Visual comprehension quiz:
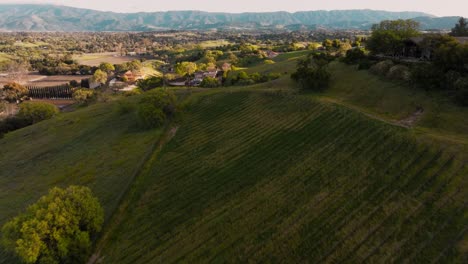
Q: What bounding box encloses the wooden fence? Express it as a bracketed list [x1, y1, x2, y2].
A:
[27, 84, 73, 99]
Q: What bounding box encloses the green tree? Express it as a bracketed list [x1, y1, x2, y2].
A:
[291, 54, 331, 91]
[451, 17, 468, 37]
[175, 62, 197, 76]
[1, 186, 104, 264]
[367, 19, 420, 55]
[92, 69, 107, 85]
[98, 62, 115, 74]
[137, 76, 164, 91]
[1, 82, 28, 103]
[18, 102, 59, 123]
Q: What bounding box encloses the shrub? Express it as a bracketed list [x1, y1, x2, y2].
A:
[137, 76, 164, 91]
[1, 186, 104, 264]
[200, 77, 220, 88]
[386, 65, 411, 81]
[264, 60, 275, 64]
[0, 115, 32, 136]
[17, 102, 59, 124]
[369, 60, 394, 76]
[73, 89, 96, 105]
[0, 82, 28, 103]
[343, 48, 367, 65]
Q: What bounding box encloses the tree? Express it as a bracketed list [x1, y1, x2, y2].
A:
[137, 89, 177, 128]
[98, 62, 115, 74]
[1, 82, 28, 103]
[367, 19, 420, 56]
[1, 186, 104, 264]
[291, 54, 331, 91]
[18, 102, 59, 124]
[451, 17, 468, 37]
[137, 76, 164, 91]
[92, 69, 107, 85]
[175, 62, 197, 76]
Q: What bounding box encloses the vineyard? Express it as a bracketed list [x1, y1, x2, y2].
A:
[99, 90, 467, 263]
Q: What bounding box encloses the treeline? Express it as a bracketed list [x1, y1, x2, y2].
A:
[344, 18, 468, 106]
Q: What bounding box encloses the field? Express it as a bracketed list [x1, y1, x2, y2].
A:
[0, 73, 91, 88]
[0, 98, 165, 263]
[74, 52, 140, 66]
[0, 50, 467, 263]
[97, 90, 467, 263]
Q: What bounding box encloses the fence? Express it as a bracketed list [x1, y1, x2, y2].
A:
[27, 84, 73, 99]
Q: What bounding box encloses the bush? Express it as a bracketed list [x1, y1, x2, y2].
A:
[17, 102, 59, 124]
[343, 48, 367, 65]
[386, 65, 411, 81]
[200, 77, 220, 88]
[1, 186, 104, 264]
[264, 60, 275, 64]
[0, 115, 32, 137]
[73, 89, 96, 105]
[137, 76, 164, 91]
[369, 60, 394, 76]
[0, 82, 28, 103]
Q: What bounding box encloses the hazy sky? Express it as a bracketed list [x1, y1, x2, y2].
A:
[2, 0, 468, 17]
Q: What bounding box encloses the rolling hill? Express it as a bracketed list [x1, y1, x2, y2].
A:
[0, 53, 467, 262]
[0, 4, 446, 31]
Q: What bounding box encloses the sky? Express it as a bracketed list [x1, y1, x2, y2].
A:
[1, 0, 467, 17]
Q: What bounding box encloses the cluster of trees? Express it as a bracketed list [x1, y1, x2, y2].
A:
[291, 53, 334, 90]
[137, 76, 164, 91]
[352, 18, 468, 106]
[367, 19, 420, 56]
[1, 186, 104, 264]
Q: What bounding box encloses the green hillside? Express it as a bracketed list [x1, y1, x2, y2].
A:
[97, 90, 467, 262]
[0, 99, 165, 263]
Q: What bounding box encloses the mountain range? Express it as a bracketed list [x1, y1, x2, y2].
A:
[0, 4, 461, 31]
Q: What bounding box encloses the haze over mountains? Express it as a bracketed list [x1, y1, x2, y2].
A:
[0, 4, 462, 31]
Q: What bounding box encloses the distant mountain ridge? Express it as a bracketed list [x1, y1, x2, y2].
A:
[0, 4, 458, 31]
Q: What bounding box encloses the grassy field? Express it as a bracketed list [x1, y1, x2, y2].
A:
[74, 52, 139, 66]
[199, 40, 232, 48]
[0, 98, 164, 263]
[97, 90, 467, 263]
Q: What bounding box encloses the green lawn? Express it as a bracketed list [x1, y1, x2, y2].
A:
[98, 90, 467, 263]
[0, 98, 164, 263]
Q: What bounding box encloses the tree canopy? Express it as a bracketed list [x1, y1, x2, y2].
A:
[367, 19, 420, 55]
[1, 186, 104, 264]
[451, 17, 468, 37]
[92, 69, 107, 85]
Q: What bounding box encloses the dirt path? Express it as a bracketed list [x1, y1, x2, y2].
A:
[87, 125, 179, 264]
[397, 108, 424, 128]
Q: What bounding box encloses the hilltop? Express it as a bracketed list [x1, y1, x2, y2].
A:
[0, 4, 444, 31]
